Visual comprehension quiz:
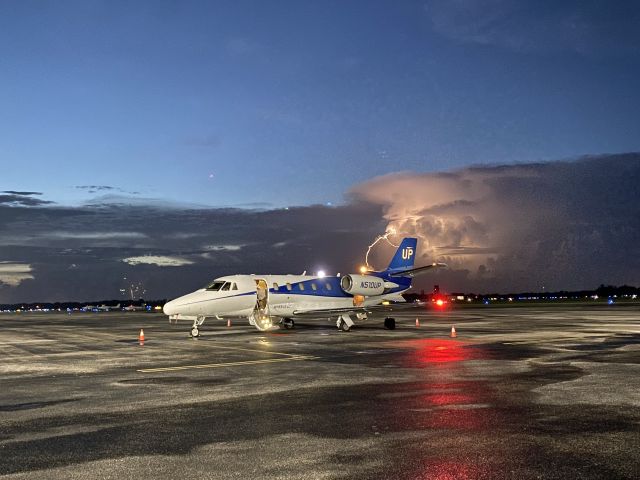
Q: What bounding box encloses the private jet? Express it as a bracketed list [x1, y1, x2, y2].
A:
[163, 238, 445, 337]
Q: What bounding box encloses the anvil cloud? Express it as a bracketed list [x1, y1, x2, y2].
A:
[352, 153, 640, 292]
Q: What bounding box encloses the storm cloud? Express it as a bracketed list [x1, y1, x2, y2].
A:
[352, 153, 640, 292]
[0, 153, 638, 302]
[0, 200, 384, 303]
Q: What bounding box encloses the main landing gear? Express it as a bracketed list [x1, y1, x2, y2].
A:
[337, 314, 354, 332]
[384, 317, 396, 330]
[281, 318, 295, 329]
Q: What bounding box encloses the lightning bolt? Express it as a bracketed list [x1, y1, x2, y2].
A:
[365, 228, 399, 270]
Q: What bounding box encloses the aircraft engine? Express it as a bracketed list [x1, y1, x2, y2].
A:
[340, 274, 385, 296]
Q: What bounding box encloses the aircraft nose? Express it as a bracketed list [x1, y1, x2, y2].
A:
[163, 299, 178, 316]
[163, 291, 201, 316]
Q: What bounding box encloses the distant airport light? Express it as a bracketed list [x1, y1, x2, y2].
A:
[317, 270, 326, 278]
[436, 299, 444, 307]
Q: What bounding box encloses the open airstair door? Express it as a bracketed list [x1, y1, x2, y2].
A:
[250, 278, 273, 331]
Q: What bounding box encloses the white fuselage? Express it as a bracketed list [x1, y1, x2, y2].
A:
[162, 274, 406, 321]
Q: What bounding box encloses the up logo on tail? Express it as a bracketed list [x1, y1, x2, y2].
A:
[387, 237, 418, 271]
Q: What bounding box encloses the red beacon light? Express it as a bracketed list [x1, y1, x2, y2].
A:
[430, 296, 447, 308]
[428, 285, 448, 308]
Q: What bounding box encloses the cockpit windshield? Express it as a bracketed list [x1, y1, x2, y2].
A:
[205, 280, 226, 291]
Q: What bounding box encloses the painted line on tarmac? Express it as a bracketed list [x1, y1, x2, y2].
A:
[137, 355, 318, 373]
[0, 339, 57, 345]
[201, 343, 309, 358]
[193, 330, 252, 335]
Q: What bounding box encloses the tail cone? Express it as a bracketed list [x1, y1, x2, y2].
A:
[139, 329, 145, 345]
[227, 319, 231, 327]
[415, 318, 420, 327]
[450, 325, 457, 338]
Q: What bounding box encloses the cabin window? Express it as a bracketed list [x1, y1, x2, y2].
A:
[325, 283, 332, 290]
[286, 283, 292, 291]
[311, 283, 317, 291]
[299, 283, 305, 291]
[231, 283, 238, 290]
[205, 281, 225, 291]
[273, 282, 279, 290]
[221, 282, 231, 291]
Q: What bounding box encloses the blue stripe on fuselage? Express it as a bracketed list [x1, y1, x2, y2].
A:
[271, 276, 348, 297]
[268, 275, 411, 297]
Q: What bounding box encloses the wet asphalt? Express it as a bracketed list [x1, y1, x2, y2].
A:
[0, 304, 639, 479]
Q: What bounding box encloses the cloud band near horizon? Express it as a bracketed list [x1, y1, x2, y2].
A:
[0, 153, 638, 302]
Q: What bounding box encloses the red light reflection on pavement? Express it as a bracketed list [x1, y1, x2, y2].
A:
[388, 338, 490, 365]
[386, 339, 498, 432]
[431, 405, 491, 431]
[423, 393, 474, 406]
[411, 460, 492, 480]
[380, 339, 505, 478]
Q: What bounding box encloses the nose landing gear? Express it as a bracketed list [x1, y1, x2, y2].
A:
[190, 316, 205, 337]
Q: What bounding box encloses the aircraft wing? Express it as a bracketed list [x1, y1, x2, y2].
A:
[388, 263, 447, 278]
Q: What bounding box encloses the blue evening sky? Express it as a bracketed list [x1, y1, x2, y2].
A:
[1, 0, 639, 207]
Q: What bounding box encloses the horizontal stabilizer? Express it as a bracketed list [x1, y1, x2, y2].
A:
[388, 263, 447, 278]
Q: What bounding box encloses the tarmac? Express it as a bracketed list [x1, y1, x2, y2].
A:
[0, 304, 639, 479]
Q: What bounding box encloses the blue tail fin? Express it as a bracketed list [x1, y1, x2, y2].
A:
[386, 238, 417, 272]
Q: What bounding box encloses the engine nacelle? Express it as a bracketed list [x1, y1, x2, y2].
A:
[340, 274, 385, 296]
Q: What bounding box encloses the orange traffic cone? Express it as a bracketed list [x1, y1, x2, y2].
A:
[227, 319, 231, 327]
[450, 325, 457, 338]
[415, 318, 420, 327]
[139, 329, 145, 345]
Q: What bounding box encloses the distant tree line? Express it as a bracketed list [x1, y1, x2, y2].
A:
[404, 285, 639, 303]
[0, 299, 167, 311]
[2, 284, 639, 311]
